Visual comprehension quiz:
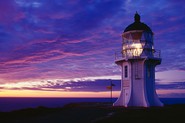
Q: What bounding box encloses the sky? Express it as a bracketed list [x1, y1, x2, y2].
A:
[0, 0, 185, 98]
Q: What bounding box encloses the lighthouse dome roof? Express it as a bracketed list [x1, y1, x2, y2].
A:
[124, 12, 152, 33]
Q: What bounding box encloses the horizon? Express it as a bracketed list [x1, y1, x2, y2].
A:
[0, 0, 185, 98]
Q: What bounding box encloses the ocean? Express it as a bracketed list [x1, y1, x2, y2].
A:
[0, 98, 185, 112]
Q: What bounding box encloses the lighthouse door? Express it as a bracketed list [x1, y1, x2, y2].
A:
[124, 88, 129, 106]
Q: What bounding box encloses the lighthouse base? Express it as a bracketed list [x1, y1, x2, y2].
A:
[113, 87, 163, 107]
[113, 58, 163, 107]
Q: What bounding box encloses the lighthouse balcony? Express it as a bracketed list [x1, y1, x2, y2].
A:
[115, 49, 161, 61]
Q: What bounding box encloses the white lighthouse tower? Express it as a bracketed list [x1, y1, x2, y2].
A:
[114, 12, 163, 107]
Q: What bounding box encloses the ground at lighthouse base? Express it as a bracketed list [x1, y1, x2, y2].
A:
[0, 102, 184, 123]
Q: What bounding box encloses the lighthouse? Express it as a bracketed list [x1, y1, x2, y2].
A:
[114, 12, 163, 107]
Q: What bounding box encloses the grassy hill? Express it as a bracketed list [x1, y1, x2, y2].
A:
[0, 103, 184, 123]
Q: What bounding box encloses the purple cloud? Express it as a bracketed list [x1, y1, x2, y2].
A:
[0, 0, 125, 82]
[156, 82, 185, 90]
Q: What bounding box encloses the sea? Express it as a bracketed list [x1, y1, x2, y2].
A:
[0, 98, 185, 112]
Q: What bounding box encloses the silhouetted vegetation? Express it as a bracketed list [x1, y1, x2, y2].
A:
[0, 103, 184, 123]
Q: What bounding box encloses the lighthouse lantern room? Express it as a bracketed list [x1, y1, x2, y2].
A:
[114, 12, 163, 107]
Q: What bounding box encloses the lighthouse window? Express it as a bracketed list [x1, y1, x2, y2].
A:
[125, 66, 128, 78]
[147, 66, 151, 78]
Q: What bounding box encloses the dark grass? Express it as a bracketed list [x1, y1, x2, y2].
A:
[0, 103, 184, 123]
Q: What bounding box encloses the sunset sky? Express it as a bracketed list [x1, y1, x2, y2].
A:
[0, 0, 184, 98]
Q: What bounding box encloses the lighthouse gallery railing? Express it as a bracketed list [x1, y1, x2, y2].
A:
[115, 49, 161, 60]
